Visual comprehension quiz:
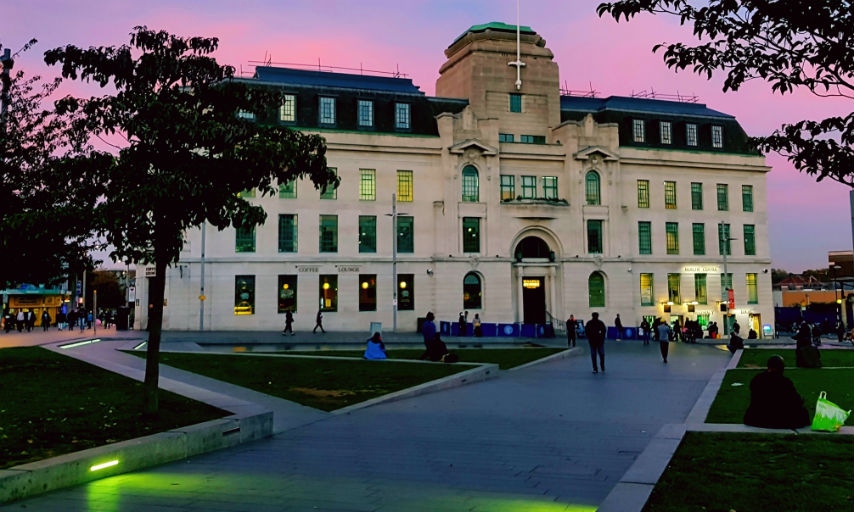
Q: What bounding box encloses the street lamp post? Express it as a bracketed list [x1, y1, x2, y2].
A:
[718, 221, 737, 334]
[385, 194, 398, 333]
[831, 264, 843, 327]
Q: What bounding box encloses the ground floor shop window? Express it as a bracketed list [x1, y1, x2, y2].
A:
[359, 274, 377, 312]
[278, 275, 297, 313]
[398, 274, 414, 310]
[234, 275, 255, 315]
[319, 275, 338, 312]
[463, 272, 482, 309]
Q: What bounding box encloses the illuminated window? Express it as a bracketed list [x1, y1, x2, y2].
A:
[542, 176, 558, 199]
[397, 170, 413, 202]
[359, 274, 377, 312]
[637, 180, 649, 208]
[398, 274, 414, 310]
[320, 168, 337, 199]
[664, 181, 677, 209]
[279, 179, 297, 199]
[500, 175, 515, 201]
[279, 94, 296, 122]
[397, 216, 413, 253]
[667, 273, 681, 304]
[660, 121, 672, 144]
[666, 222, 679, 255]
[640, 273, 654, 306]
[585, 171, 601, 205]
[462, 166, 479, 202]
[395, 103, 410, 130]
[358, 100, 373, 127]
[319, 96, 335, 125]
[359, 216, 376, 253]
[319, 275, 337, 312]
[462, 217, 480, 253]
[319, 215, 338, 253]
[717, 184, 729, 211]
[463, 272, 482, 309]
[589, 272, 605, 307]
[691, 182, 703, 210]
[234, 275, 255, 315]
[277, 275, 297, 313]
[638, 221, 652, 255]
[278, 214, 297, 253]
[235, 225, 255, 253]
[695, 274, 707, 304]
[693, 223, 705, 255]
[359, 169, 376, 201]
[746, 273, 758, 304]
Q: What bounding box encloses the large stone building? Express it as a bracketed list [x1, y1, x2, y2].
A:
[134, 23, 773, 336]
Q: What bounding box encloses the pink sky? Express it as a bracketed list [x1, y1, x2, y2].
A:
[4, 0, 850, 272]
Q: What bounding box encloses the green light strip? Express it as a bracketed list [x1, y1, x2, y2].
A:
[90, 459, 119, 471]
[59, 338, 102, 349]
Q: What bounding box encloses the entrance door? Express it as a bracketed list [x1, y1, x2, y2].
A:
[522, 277, 546, 324]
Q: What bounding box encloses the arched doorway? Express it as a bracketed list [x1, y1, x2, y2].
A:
[512, 235, 557, 325]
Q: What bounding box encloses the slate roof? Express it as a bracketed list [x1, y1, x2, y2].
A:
[560, 95, 734, 119]
[253, 66, 424, 96]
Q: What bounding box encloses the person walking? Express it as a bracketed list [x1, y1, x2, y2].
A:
[41, 310, 51, 332]
[614, 313, 623, 341]
[473, 314, 482, 337]
[585, 312, 607, 373]
[282, 310, 294, 335]
[566, 314, 577, 347]
[457, 312, 467, 337]
[313, 309, 325, 333]
[640, 317, 650, 345]
[656, 319, 672, 363]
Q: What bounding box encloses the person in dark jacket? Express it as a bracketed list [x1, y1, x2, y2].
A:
[566, 314, 578, 347]
[794, 322, 821, 367]
[614, 314, 623, 341]
[312, 309, 325, 333]
[744, 355, 810, 429]
[585, 312, 607, 373]
[639, 318, 650, 345]
[422, 311, 437, 348]
[282, 310, 294, 335]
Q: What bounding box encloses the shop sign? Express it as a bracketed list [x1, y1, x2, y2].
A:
[337, 265, 360, 272]
[145, 267, 156, 277]
[297, 266, 319, 273]
[682, 265, 720, 273]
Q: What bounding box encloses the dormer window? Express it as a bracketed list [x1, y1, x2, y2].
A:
[686, 123, 698, 146]
[395, 103, 410, 130]
[633, 119, 645, 142]
[660, 121, 672, 144]
[712, 125, 723, 148]
[358, 100, 373, 128]
[319, 97, 336, 125]
[279, 94, 296, 122]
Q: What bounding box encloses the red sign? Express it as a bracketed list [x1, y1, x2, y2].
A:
[727, 288, 735, 310]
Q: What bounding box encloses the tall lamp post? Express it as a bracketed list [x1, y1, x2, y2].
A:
[831, 264, 843, 327]
[718, 221, 737, 334]
[386, 194, 398, 333]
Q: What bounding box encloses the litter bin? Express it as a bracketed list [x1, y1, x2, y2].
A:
[116, 306, 130, 331]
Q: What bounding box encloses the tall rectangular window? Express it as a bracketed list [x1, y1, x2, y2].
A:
[664, 181, 677, 209]
[667, 273, 681, 304]
[395, 103, 410, 130]
[320, 168, 337, 199]
[666, 222, 679, 255]
[500, 175, 515, 201]
[721, 273, 733, 293]
[462, 217, 480, 253]
[398, 274, 414, 310]
[638, 221, 652, 255]
[509, 93, 522, 112]
[235, 225, 255, 253]
[521, 175, 536, 199]
[461, 167, 479, 202]
[742, 184, 754, 212]
[718, 222, 731, 255]
[358, 215, 376, 253]
[499, 133, 515, 143]
[234, 275, 255, 315]
[397, 216, 414, 253]
[746, 273, 758, 304]
[686, 123, 698, 146]
[278, 214, 297, 253]
[279, 179, 297, 199]
[319, 96, 336, 125]
[660, 121, 672, 144]
[587, 220, 603, 254]
[359, 274, 377, 312]
[743, 224, 756, 256]
[637, 180, 650, 208]
[695, 274, 707, 304]
[712, 125, 723, 148]
[691, 182, 703, 210]
[319, 275, 338, 312]
[319, 215, 338, 253]
[692, 223, 705, 255]
[717, 184, 729, 211]
[633, 119, 645, 142]
[640, 273, 654, 306]
[542, 176, 558, 199]
[397, 170, 413, 202]
[359, 169, 376, 201]
[277, 275, 297, 313]
[358, 99, 373, 127]
[279, 94, 296, 122]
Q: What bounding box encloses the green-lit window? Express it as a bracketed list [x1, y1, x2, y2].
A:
[234, 275, 255, 315]
[499, 133, 515, 143]
[521, 175, 536, 199]
[692, 223, 705, 255]
[742, 185, 753, 212]
[746, 273, 758, 304]
[358, 215, 376, 253]
[237, 189, 255, 198]
[640, 273, 654, 306]
[319, 215, 338, 253]
[319, 97, 336, 125]
[279, 94, 296, 122]
[509, 93, 522, 113]
[358, 99, 373, 127]
[638, 221, 652, 255]
[397, 216, 414, 253]
[278, 214, 297, 253]
[397, 170, 413, 202]
[589, 272, 605, 307]
[359, 169, 376, 201]
[359, 274, 377, 312]
[542, 176, 558, 199]
[695, 274, 707, 304]
[637, 180, 649, 208]
[500, 175, 515, 201]
[717, 184, 729, 211]
[320, 168, 337, 199]
[691, 182, 703, 210]
[319, 275, 337, 312]
[235, 225, 255, 253]
[664, 181, 677, 209]
[667, 273, 681, 304]
[585, 171, 601, 205]
[587, 219, 603, 254]
[279, 179, 297, 199]
[463, 272, 482, 309]
[277, 275, 297, 313]
[666, 222, 679, 255]
[660, 121, 672, 144]
[744, 224, 756, 256]
[398, 274, 414, 310]
[462, 165, 479, 202]
[395, 103, 410, 130]
[718, 223, 731, 255]
[462, 217, 480, 253]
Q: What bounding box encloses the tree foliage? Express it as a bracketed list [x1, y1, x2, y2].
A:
[45, 27, 337, 414]
[597, 0, 854, 186]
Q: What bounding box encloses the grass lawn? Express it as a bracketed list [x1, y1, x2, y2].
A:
[644, 432, 854, 512]
[738, 348, 854, 368]
[0, 347, 229, 470]
[279, 347, 565, 370]
[128, 352, 473, 411]
[706, 367, 854, 425]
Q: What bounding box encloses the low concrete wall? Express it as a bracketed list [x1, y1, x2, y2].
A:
[0, 409, 272, 504]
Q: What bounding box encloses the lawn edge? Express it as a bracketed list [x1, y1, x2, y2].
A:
[508, 347, 580, 371]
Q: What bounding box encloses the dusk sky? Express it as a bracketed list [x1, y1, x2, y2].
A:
[5, 0, 850, 272]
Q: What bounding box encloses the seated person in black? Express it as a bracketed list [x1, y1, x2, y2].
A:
[744, 355, 810, 429]
[421, 333, 449, 362]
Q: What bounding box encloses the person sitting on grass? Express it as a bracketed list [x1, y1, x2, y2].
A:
[743, 355, 810, 429]
[420, 333, 458, 363]
[363, 332, 387, 360]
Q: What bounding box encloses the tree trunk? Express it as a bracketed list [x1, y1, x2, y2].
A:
[143, 257, 167, 416]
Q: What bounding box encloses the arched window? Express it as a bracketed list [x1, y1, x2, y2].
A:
[462, 165, 479, 202]
[585, 171, 601, 205]
[514, 236, 551, 261]
[463, 272, 482, 309]
[588, 272, 605, 307]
